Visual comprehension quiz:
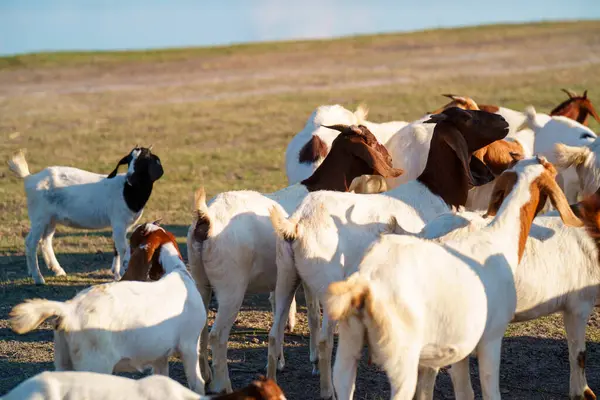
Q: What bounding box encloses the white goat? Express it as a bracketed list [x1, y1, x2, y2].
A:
[9, 223, 206, 395]
[285, 104, 406, 185]
[1, 372, 201, 400]
[187, 125, 402, 393]
[7, 147, 164, 283]
[526, 106, 597, 203]
[267, 108, 509, 398]
[325, 156, 582, 400]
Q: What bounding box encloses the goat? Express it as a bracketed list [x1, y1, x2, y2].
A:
[9, 223, 206, 395]
[285, 104, 406, 185]
[6, 146, 163, 284]
[326, 156, 582, 400]
[267, 107, 509, 398]
[1, 373, 285, 400]
[550, 88, 600, 126]
[187, 125, 402, 394]
[525, 106, 597, 204]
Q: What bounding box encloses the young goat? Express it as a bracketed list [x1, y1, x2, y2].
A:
[285, 104, 406, 185]
[267, 107, 508, 398]
[188, 125, 402, 393]
[9, 223, 206, 395]
[326, 156, 582, 400]
[1, 373, 285, 400]
[7, 147, 163, 284]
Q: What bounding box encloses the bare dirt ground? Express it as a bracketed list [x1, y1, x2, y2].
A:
[1, 21, 600, 399]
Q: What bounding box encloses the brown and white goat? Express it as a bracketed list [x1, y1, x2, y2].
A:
[9, 222, 206, 395]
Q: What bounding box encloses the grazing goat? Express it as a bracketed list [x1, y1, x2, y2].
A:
[267, 107, 508, 398]
[326, 156, 582, 400]
[188, 125, 402, 393]
[1, 373, 285, 400]
[9, 223, 206, 395]
[7, 146, 163, 284]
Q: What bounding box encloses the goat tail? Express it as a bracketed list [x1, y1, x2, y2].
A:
[7, 149, 30, 179]
[518, 105, 539, 132]
[269, 206, 297, 242]
[10, 299, 68, 334]
[191, 187, 211, 241]
[326, 273, 371, 322]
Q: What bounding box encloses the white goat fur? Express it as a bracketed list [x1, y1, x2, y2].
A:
[285, 104, 406, 184]
[9, 239, 206, 395]
[526, 106, 597, 203]
[187, 184, 321, 394]
[1, 372, 201, 400]
[267, 178, 450, 398]
[7, 150, 146, 283]
[327, 158, 580, 400]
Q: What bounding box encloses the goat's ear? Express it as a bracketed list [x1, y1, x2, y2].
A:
[120, 247, 151, 281]
[107, 155, 131, 179]
[441, 128, 492, 186]
[345, 138, 404, 178]
[554, 143, 589, 169]
[539, 173, 583, 227]
[147, 156, 164, 182]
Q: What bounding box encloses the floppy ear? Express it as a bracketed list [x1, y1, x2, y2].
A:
[554, 143, 589, 169]
[120, 247, 152, 281]
[345, 138, 404, 178]
[107, 155, 131, 179]
[468, 156, 495, 186]
[439, 127, 483, 186]
[148, 158, 164, 182]
[538, 173, 583, 227]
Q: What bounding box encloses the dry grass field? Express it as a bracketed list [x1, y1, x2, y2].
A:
[1, 20, 600, 399]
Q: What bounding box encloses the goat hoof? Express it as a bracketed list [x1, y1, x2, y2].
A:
[52, 268, 66, 277]
[583, 387, 596, 400]
[32, 276, 46, 285]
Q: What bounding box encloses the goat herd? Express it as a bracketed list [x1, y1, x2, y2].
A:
[3, 89, 600, 400]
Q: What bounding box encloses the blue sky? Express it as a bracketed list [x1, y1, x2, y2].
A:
[1, 0, 598, 56]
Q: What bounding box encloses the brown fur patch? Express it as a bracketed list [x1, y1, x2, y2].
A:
[193, 212, 211, 242]
[302, 125, 402, 192]
[473, 140, 524, 175]
[584, 387, 597, 400]
[550, 90, 600, 126]
[211, 376, 285, 399]
[479, 104, 500, 113]
[121, 224, 183, 282]
[298, 135, 328, 164]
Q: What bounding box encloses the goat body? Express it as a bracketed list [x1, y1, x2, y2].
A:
[9, 241, 206, 395]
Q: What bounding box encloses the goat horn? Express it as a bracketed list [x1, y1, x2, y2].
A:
[561, 88, 577, 99]
[148, 144, 154, 151]
[322, 124, 349, 133]
[151, 218, 162, 226]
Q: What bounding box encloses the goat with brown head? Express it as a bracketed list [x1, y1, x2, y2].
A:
[551, 89, 600, 126]
[211, 376, 286, 400]
[120, 221, 183, 282]
[300, 124, 403, 192]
